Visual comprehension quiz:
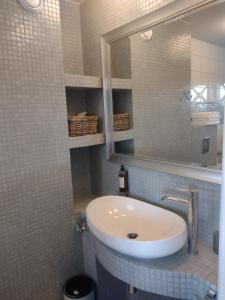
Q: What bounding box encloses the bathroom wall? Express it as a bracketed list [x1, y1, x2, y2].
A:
[70, 148, 92, 198]
[110, 25, 221, 166]
[190, 38, 225, 165]
[111, 38, 132, 79]
[80, 0, 175, 76]
[130, 21, 192, 162]
[78, 0, 220, 233]
[59, 0, 221, 294]
[130, 31, 223, 165]
[0, 1, 83, 300]
[1, 1, 220, 300]
[60, 0, 84, 74]
[90, 146, 220, 242]
[78, 0, 221, 277]
[191, 38, 225, 88]
[84, 143, 221, 298]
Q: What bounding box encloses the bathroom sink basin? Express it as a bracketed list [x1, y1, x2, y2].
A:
[86, 196, 187, 259]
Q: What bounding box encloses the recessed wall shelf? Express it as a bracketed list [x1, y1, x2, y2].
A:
[114, 129, 135, 142]
[65, 72, 133, 212]
[65, 73, 132, 90]
[69, 133, 105, 149]
[65, 74, 102, 89]
[70, 147, 101, 214]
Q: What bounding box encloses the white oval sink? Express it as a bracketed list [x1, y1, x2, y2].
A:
[86, 195, 187, 259]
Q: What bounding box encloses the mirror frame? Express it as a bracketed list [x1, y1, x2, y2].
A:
[101, 0, 225, 184]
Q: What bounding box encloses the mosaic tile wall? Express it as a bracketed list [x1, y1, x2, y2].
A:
[60, 0, 84, 74]
[91, 146, 221, 242]
[0, 1, 83, 300]
[85, 147, 220, 298]
[111, 37, 132, 79]
[70, 148, 92, 198]
[77, 0, 221, 241]
[129, 21, 192, 162]
[59, 0, 222, 277]
[80, 0, 175, 76]
[60, 0, 221, 297]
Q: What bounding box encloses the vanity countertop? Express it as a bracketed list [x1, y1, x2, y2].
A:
[94, 236, 218, 299]
[134, 239, 218, 286]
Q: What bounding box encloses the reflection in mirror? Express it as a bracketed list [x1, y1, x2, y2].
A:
[110, 2, 225, 170]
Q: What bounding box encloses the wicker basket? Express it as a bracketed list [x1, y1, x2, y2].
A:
[113, 113, 129, 131]
[68, 115, 98, 136]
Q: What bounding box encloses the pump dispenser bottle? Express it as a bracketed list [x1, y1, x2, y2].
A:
[119, 165, 128, 196]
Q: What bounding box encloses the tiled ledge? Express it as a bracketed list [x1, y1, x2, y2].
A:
[65, 74, 102, 89]
[111, 78, 132, 90]
[69, 133, 105, 149]
[94, 238, 218, 300]
[64, 73, 132, 90]
[113, 129, 135, 142]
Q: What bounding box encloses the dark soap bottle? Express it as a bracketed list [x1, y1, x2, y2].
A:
[119, 165, 128, 195]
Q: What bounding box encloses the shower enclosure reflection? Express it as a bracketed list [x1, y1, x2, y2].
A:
[110, 2, 225, 169]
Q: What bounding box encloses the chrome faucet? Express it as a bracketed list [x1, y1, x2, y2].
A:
[204, 289, 217, 300]
[161, 188, 198, 256]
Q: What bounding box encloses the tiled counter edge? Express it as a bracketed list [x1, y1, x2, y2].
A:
[82, 231, 218, 300]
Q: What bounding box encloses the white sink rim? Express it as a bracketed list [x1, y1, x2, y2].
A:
[86, 195, 187, 259]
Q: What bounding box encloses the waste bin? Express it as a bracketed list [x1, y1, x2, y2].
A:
[63, 275, 95, 300]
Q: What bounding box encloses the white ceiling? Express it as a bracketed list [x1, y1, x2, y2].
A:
[185, 2, 225, 48]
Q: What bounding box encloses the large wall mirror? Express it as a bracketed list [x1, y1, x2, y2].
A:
[102, 0, 225, 184]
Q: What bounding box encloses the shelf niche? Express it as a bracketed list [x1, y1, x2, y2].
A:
[115, 140, 135, 155]
[113, 90, 133, 129]
[70, 147, 103, 213]
[66, 87, 104, 140]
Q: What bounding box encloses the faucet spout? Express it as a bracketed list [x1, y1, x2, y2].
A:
[161, 195, 190, 205]
[161, 188, 198, 256]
